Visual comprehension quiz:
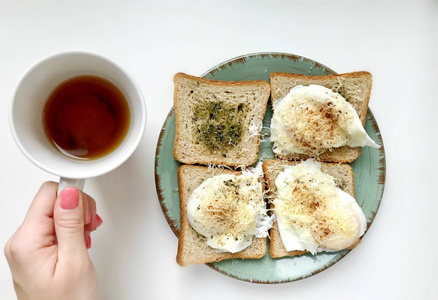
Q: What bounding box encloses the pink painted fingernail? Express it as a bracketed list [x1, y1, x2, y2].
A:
[96, 214, 103, 227]
[86, 236, 92, 249]
[61, 188, 79, 210]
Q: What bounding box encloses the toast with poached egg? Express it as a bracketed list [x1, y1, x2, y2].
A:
[263, 159, 366, 258]
[176, 164, 271, 266]
[269, 71, 378, 163]
[173, 73, 270, 167]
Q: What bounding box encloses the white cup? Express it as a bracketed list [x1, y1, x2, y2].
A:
[9, 51, 146, 193]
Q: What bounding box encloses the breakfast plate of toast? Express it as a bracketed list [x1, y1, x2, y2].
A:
[155, 52, 385, 283]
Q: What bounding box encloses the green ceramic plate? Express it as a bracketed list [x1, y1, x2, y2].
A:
[154, 52, 385, 283]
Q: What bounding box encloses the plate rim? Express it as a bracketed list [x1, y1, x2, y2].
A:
[200, 51, 337, 78]
[154, 52, 386, 283]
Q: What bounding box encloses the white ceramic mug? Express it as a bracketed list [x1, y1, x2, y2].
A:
[9, 51, 146, 193]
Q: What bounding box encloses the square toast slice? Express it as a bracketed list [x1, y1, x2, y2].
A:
[262, 159, 358, 258]
[177, 164, 267, 266]
[269, 71, 373, 163]
[173, 73, 270, 167]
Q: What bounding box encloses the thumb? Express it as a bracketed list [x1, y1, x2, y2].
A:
[53, 187, 87, 257]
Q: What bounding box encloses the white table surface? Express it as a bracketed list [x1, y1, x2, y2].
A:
[1, 1, 437, 299]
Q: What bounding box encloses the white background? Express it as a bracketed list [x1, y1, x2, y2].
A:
[1, 0, 437, 299]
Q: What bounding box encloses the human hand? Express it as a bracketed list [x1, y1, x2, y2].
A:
[4, 181, 102, 300]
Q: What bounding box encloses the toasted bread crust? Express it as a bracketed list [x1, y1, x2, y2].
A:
[174, 72, 271, 89]
[269, 71, 372, 163]
[262, 159, 358, 258]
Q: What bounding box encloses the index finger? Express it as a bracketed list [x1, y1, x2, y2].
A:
[23, 181, 58, 225]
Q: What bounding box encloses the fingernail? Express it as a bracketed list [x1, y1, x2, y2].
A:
[85, 231, 90, 242]
[96, 214, 103, 227]
[86, 236, 92, 249]
[61, 187, 79, 210]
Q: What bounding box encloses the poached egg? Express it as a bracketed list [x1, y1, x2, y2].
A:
[274, 159, 367, 254]
[187, 167, 272, 253]
[270, 85, 379, 156]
